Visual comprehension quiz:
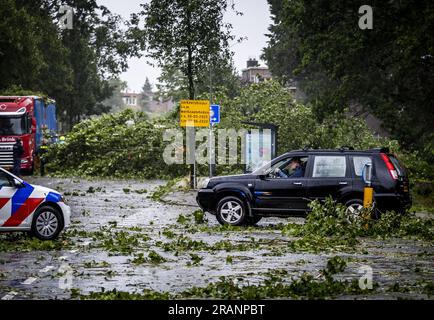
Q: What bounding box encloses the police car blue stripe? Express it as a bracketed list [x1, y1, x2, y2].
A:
[11, 182, 34, 216]
[46, 192, 61, 203]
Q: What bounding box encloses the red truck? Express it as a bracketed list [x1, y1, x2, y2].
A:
[0, 96, 57, 174]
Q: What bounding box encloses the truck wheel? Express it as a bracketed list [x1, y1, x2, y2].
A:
[216, 196, 247, 226]
[31, 206, 63, 240]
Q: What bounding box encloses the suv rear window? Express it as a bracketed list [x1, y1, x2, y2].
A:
[353, 156, 372, 177]
[312, 156, 346, 178]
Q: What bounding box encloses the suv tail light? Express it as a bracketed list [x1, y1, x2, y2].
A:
[380, 153, 398, 180]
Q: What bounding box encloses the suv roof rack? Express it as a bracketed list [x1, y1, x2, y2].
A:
[339, 146, 354, 151]
[368, 147, 390, 153]
[288, 147, 391, 154]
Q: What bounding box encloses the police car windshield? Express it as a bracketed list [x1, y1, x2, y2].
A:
[0, 116, 27, 135]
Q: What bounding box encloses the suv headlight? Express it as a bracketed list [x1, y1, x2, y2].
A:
[198, 178, 211, 189]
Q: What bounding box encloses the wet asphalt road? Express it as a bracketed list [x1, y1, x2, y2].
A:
[0, 177, 433, 300]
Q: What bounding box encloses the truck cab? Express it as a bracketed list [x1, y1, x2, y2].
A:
[0, 96, 57, 174]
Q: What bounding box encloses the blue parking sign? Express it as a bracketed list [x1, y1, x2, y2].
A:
[210, 105, 220, 125]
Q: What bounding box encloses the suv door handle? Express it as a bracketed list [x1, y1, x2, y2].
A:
[293, 182, 303, 186]
[339, 181, 348, 185]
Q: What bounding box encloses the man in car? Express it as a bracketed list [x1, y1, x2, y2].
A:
[276, 157, 305, 178]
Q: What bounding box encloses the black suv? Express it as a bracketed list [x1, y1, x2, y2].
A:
[196, 148, 411, 226]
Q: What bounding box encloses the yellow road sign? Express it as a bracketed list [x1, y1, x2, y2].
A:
[180, 100, 210, 127]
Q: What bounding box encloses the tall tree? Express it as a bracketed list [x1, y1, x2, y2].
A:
[263, 0, 434, 153]
[134, 0, 236, 100]
[0, 0, 141, 130]
[102, 78, 127, 113]
[139, 77, 153, 111]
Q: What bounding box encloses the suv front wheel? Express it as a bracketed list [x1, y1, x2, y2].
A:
[216, 196, 247, 226]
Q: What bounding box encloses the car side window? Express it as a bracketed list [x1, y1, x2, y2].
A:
[265, 157, 308, 179]
[0, 171, 12, 188]
[278, 157, 308, 178]
[353, 156, 372, 177]
[312, 156, 346, 178]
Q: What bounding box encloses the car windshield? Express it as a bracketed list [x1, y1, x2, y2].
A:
[0, 116, 27, 135]
[253, 157, 291, 175]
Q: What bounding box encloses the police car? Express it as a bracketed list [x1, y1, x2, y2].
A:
[0, 167, 70, 240]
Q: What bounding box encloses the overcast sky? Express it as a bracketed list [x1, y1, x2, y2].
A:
[97, 0, 272, 92]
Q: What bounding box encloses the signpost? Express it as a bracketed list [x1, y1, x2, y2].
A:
[210, 105, 220, 125]
[362, 163, 374, 208]
[180, 100, 210, 189]
[180, 100, 210, 128]
[209, 105, 220, 177]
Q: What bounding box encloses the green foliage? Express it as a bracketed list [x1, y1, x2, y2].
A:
[215, 80, 394, 155]
[45, 110, 187, 179]
[180, 256, 368, 299]
[74, 288, 171, 300]
[147, 250, 167, 264]
[423, 282, 434, 297]
[0, 0, 140, 129]
[411, 182, 434, 214]
[192, 210, 207, 224]
[46, 81, 429, 181]
[151, 180, 180, 201]
[263, 0, 434, 159]
[0, 233, 68, 252]
[188, 253, 203, 265]
[176, 214, 190, 224]
[75, 256, 373, 300]
[282, 197, 434, 246]
[135, 0, 236, 99]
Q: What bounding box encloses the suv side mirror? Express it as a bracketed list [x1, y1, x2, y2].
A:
[13, 178, 24, 189]
[258, 174, 267, 180]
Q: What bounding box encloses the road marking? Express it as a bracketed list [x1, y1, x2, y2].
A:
[1, 291, 18, 300]
[39, 266, 55, 273]
[22, 277, 38, 285]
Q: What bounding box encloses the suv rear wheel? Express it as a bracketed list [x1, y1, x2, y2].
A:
[216, 196, 247, 226]
[345, 199, 364, 218]
[345, 199, 380, 220]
